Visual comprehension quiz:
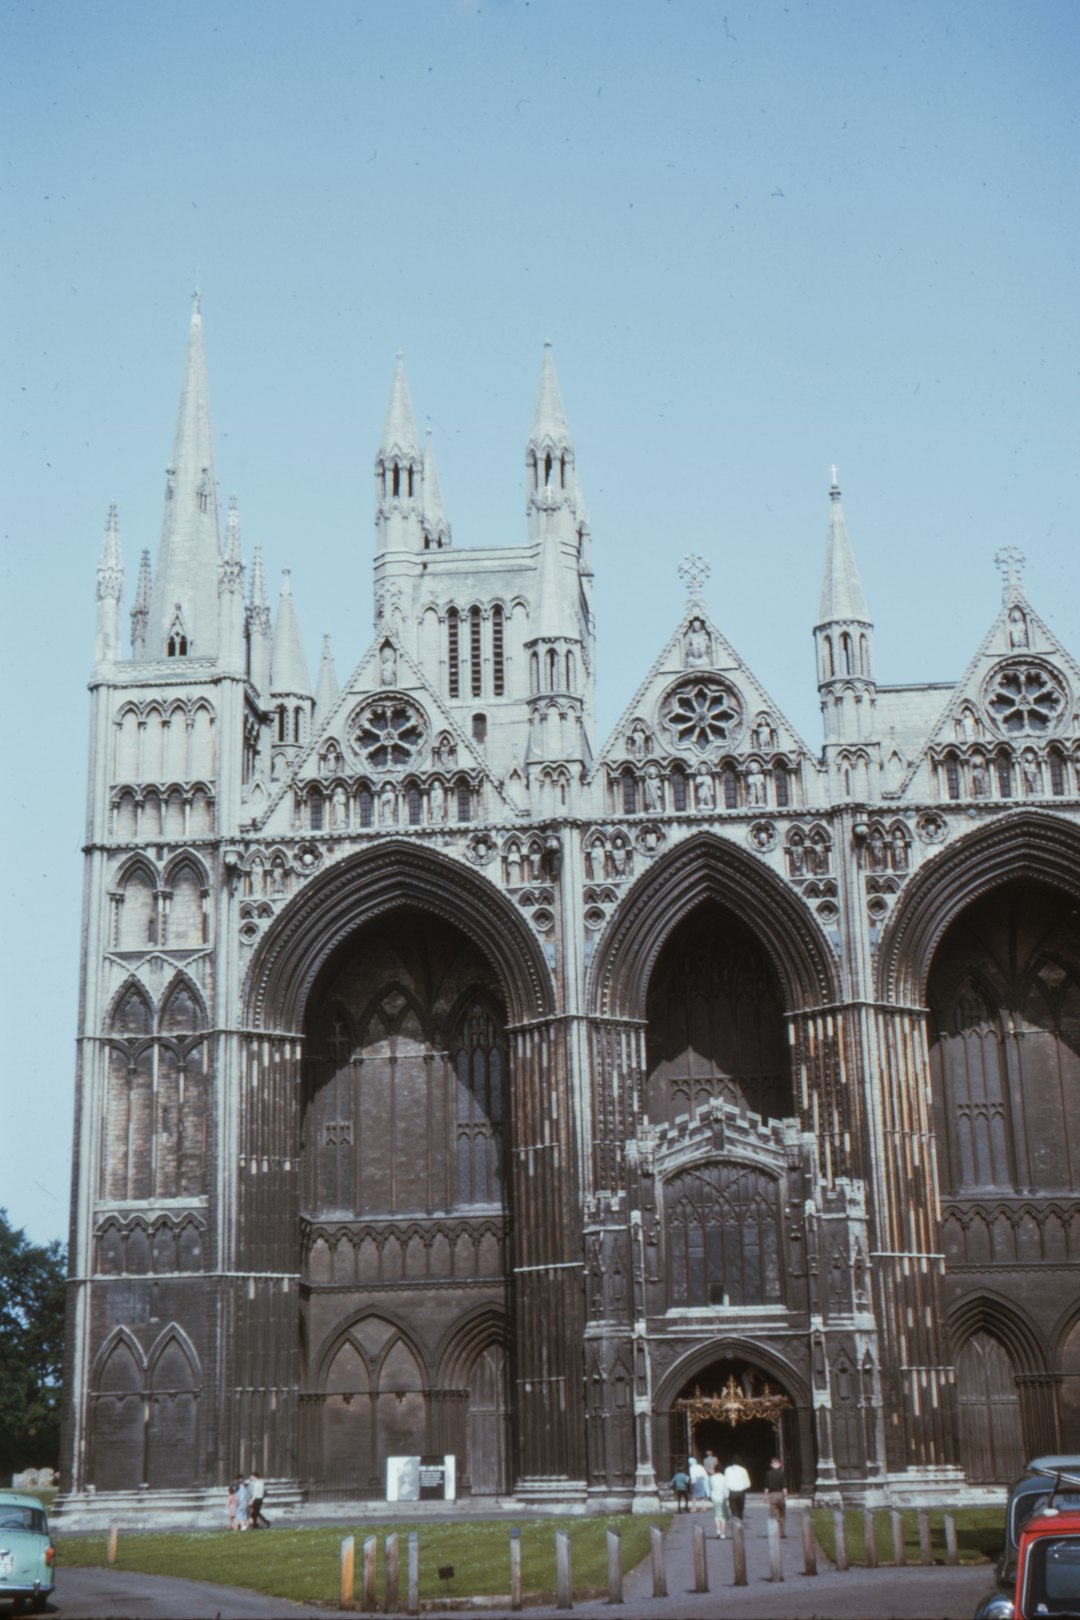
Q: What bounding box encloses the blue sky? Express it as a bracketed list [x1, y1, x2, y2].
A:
[3, 0, 1078, 1244]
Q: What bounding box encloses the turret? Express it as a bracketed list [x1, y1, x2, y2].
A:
[421, 429, 451, 551]
[375, 353, 423, 553]
[130, 549, 151, 659]
[246, 544, 272, 694]
[147, 295, 223, 659]
[814, 468, 878, 792]
[94, 505, 123, 662]
[269, 570, 313, 772]
[526, 341, 577, 546]
[217, 496, 245, 672]
[314, 634, 339, 719]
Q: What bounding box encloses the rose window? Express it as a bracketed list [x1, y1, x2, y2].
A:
[347, 698, 427, 772]
[983, 661, 1067, 736]
[660, 679, 743, 753]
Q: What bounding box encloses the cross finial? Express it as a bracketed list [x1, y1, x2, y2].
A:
[829, 464, 841, 497]
[994, 545, 1026, 595]
[678, 553, 711, 604]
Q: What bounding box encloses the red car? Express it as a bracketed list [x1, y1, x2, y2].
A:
[1013, 1487, 1080, 1619]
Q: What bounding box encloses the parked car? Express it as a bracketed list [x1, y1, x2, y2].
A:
[975, 1459, 1080, 1620]
[1012, 1495, 1080, 1619]
[0, 1492, 55, 1613]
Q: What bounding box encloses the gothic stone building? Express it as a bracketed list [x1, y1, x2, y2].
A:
[62, 300, 1080, 1514]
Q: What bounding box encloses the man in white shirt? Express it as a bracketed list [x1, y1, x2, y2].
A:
[723, 1455, 751, 1522]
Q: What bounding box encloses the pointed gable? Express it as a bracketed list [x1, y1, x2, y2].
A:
[892, 585, 1080, 801]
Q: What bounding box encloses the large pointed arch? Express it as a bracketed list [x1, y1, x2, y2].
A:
[877, 811, 1080, 1004]
[245, 841, 555, 1032]
[588, 831, 837, 1018]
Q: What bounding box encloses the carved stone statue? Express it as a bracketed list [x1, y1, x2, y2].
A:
[430, 780, 446, 822]
[684, 617, 712, 668]
[1008, 607, 1029, 649]
[379, 782, 396, 825]
[643, 762, 663, 810]
[694, 763, 715, 809]
[1022, 751, 1040, 793]
[330, 785, 348, 828]
[891, 828, 909, 870]
[746, 764, 766, 806]
[607, 835, 629, 878]
[627, 722, 649, 761]
[755, 715, 777, 753]
[505, 843, 522, 886]
[971, 757, 989, 798]
[379, 642, 398, 686]
[868, 828, 887, 871]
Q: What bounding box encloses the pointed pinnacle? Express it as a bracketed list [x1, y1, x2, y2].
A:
[379, 351, 421, 460]
[817, 474, 870, 625]
[97, 504, 123, 600]
[529, 339, 571, 449]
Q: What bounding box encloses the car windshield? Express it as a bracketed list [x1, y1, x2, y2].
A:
[0, 1505, 46, 1534]
[1026, 1536, 1080, 1617]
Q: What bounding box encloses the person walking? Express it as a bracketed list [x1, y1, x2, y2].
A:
[709, 1465, 731, 1539]
[226, 1479, 240, 1531]
[723, 1454, 751, 1523]
[248, 1470, 270, 1529]
[688, 1456, 709, 1508]
[667, 1466, 690, 1512]
[765, 1455, 787, 1536]
[235, 1475, 251, 1531]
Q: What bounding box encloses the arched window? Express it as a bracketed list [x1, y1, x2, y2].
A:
[491, 606, 505, 696]
[309, 790, 324, 831]
[276, 705, 287, 743]
[565, 650, 575, 690]
[722, 767, 738, 809]
[773, 762, 790, 807]
[1049, 750, 1066, 796]
[293, 706, 303, 744]
[995, 753, 1013, 798]
[840, 632, 853, 675]
[392, 462, 400, 497]
[859, 634, 870, 676]
[119, 867, 157, 949]
[622, 771, 637, 814]
[447, 610, 460, 699]
[529, 650, 539, 694]
[823, 635, 835, 679]
[406, 785, 422, 825]
[470, 607, 483, 697]
[358, 786, 373, 828]
[456, 780, 472, 822]
[671, 768, 688, 812]
[472, 713, 487, 744]
[944, 753, 962, 800]
[546, 648, 557, 691]
[665, 1164, 782, 1307]
[166, 862, 206, 947]
[544, 452, 553, 485]
[453, 1001, 505, 1205]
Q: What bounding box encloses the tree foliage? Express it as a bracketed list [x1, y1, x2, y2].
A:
[0, 1210, 65, 1479]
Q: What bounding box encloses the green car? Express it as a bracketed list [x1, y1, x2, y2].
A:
[0, 1493, 55, 1612]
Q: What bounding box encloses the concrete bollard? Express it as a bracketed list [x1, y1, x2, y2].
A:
[732, 1519, 748, 1586]
[891, 1509, 906, 1567]
[510, 1526, 523, 1612]
[767, 1513, 783, 1582]
[385, 1533, 399, 1613]
[692, 1521, 709, 1592]
[555, 1528, 573, 1610]
[801, 1510, 818, 1576]
[650, 1525, 667, 1598]
[833, 1508, 848, 1572]
[918, 1509, 932, 1566]
[606, 1528, 622, 1604]
[362, 1535, 377, 1612]
[863, 1508, 878, 1569]
[407, 1532, 419, 1616]
[340, 1535, 355, 1612]
[945, 1512, 959, 1567]
[106, 1526, 118, 1566]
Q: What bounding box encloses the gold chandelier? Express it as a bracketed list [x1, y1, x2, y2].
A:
[673, 1375, 792, 1435]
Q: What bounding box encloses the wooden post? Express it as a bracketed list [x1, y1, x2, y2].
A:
[650, 1525, 667, 1598]
[555, 1528, 572, 1610]
[767, 1514, 783, 1581]
[606, 1528, 622, 1605]
[732, 1519, 747, 1586]
[106, 1526, 118, 1566]
[891, 1509, 906, 1567]
[362, 1535, 377, 1612]
[692, 1521, 708, 1592]
[510, 1526, 523, 1612]
[917, 1509, 932, 1566]
[833, 1508, 848, 1572]
[863, 1509, 878, 1569]
[385, 1533, 399, 1614]
[340, 1536, 356, 1612]
[407, 1532, 420, 1616]
[945, 1512, 959, 1567]
[801, 1510, 818, 1576]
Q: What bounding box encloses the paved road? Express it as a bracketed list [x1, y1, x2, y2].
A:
[37, 1506, 997, 1619]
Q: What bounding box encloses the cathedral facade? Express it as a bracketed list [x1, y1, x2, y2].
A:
[62, 300, 1080, 1514]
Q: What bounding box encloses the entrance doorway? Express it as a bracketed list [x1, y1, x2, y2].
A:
[667, 1359, 801, 1491]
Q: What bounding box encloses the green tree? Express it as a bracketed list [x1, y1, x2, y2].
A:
[0, 1210, 65, 1480]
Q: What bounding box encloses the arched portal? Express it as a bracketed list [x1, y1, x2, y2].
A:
[654, 1346, 813, 1493]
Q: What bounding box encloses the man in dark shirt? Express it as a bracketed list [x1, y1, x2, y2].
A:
[764, 1456, 787, 1536]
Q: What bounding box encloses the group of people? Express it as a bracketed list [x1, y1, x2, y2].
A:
[226, 1470, 269, 1531]
[668, 1452, 787, 1540]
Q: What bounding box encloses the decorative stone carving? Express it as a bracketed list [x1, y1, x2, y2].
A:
[378, 640, 398, 686]
[982, 659, 1067, 737]
[293, 842, 322, 874]
[642, 761, 664, 810]
[636, 822, 666, 854]
[684, 616, 713, 668]
[660, 677, 743, 753]
[627, 721, 650, 760]
[747, 820, 777, 853]
[917, 810, 947, 843]
[466, 831, 497, 866]
[347, 696, 428, 773]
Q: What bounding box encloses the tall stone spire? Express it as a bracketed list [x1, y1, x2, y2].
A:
[95, 504, 123, 661]
[148, 294, 222, 658]
[817, 466, 871, 626]
[270, 570, 311, 696]
[526, 342, 576, 545]
[421, 429, 451, 550]
[814, 468, 878, 767]
[529, 340, 571, 454]
[314, 634, 339, 718]
[130, 548, 151, 658]
[375, 353, 424, 552]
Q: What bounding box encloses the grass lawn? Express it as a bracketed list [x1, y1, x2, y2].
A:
[57, 1515, 669, 1605]
[811, 1506, 1002, 1567]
